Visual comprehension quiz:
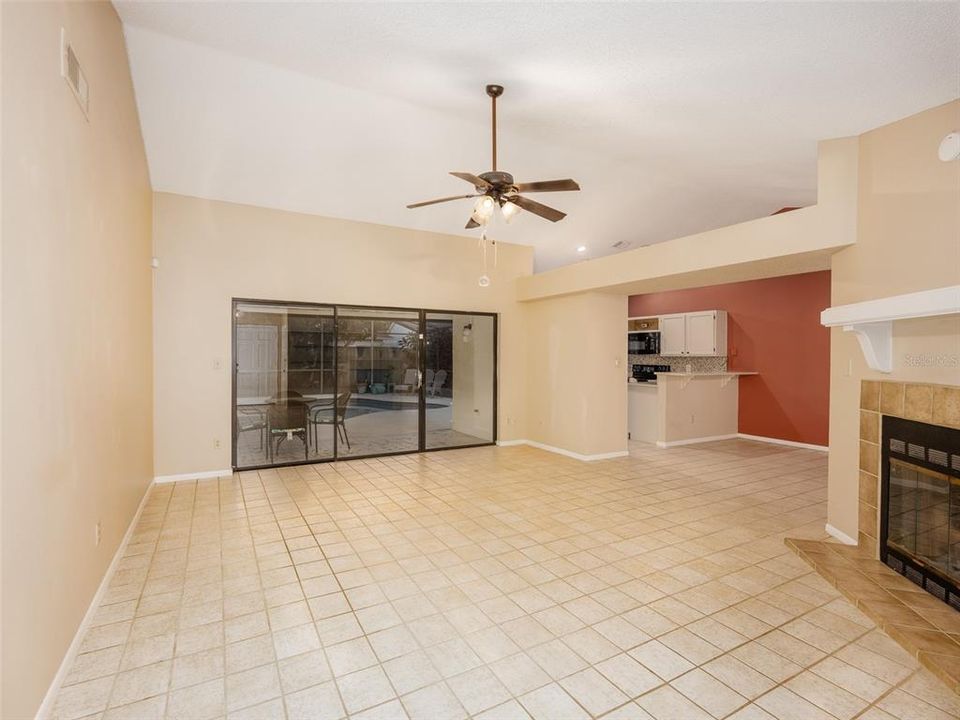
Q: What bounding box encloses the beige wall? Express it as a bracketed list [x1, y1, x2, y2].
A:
[827, 100, 960, 541]
[524, 292, 627, 457]
[152, 193, 533, 477]
[1, 2, 153, 717]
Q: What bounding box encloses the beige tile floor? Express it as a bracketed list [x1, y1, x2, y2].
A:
[52, 440, 960, 720]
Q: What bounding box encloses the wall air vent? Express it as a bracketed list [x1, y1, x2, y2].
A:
[60, 28, 89, 118]
[611, 240, 632, 250]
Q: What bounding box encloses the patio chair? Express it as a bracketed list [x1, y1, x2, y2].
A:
[428, 369, 447, 397]
[310, 391, 352, 450]
[394, 368, 419, 394]
[236, 406, 268, 460]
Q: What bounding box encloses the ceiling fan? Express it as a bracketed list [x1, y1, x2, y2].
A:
[407, 84, 580, 229]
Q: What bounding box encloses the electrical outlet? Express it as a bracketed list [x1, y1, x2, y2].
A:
[690, 414, 696, 424]
[95, 521, 102, 547]
[214, 439, 221, 449]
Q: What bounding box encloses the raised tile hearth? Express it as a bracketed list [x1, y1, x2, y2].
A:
[787, 538, 960, 695]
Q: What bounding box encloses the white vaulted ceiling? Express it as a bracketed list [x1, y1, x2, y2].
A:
[115, 2, 960, 271]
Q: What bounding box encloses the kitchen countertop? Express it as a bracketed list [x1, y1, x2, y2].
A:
[656, 371, 758, 378]
[629, 372, 758, 388]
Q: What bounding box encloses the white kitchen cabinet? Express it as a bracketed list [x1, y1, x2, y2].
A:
[658, 310, 727, 356]
[686, 310, 726, 356]
[659, 314, 687, 355]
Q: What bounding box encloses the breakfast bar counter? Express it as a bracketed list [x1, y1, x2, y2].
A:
[628, 372, 758, 447]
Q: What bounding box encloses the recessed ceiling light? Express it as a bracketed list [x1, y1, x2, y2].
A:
[576, 245, 587, 253]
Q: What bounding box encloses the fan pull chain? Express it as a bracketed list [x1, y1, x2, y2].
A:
[478, 230, 491, 287]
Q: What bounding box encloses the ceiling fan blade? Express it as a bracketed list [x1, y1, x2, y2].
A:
[407, 194, 477, 209]
[512, 179, 580, 193]
[465, 218, 480, 229]
[507, 195, 566, 222]
[450, 172, 492, 190]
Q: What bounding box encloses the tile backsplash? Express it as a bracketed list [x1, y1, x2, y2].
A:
[628, 354, 728, 374]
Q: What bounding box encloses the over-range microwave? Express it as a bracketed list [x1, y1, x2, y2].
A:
[628, 331, 660, 355]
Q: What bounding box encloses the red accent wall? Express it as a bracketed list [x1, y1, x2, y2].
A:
[629, 271, 831, 446]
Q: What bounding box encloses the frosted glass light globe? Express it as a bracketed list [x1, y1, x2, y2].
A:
[472, 196, 496, 224]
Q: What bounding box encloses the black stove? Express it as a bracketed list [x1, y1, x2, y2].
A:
[632, 364, 670, 382]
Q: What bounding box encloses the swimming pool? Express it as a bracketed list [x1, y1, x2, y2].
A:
[344, 397, 446, 418]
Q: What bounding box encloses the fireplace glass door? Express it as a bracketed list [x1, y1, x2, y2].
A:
[887, 459, 956, 580]
[882, 415, 960, 609]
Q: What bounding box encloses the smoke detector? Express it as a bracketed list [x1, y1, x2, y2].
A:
[938, 132, 959, 162]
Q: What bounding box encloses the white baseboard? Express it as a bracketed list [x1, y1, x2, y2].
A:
[737, 433, 829, 452]
[153, 468, 233, 484]
[497, 439, 628, 462]
[656, 434, 739, 448]
[653, 433, 829, 452]
[36, 481, 154, 720]
[825, 523, 857, 546]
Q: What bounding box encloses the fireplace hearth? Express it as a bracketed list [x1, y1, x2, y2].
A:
[881, 414, 960, 610]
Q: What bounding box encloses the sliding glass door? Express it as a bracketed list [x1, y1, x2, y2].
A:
[336, 307, 421, 458]
[424, 313, 496, 449]
[233, 302, 336, 468]
[233, 300, 496, 469]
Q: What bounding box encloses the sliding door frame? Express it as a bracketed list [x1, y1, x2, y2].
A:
[231, 298, 498, 471]
[421, 308, 499, 453]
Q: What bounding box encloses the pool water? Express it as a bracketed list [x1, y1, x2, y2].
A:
[343, 397, 446, 418]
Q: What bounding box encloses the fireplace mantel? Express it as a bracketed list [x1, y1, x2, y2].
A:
[821, 285, 960, 372]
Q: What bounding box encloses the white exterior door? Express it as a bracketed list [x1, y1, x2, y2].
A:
[237, 324, 279, 399]
[685, 312, 717, 356]
[659, 314, 686, 355]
